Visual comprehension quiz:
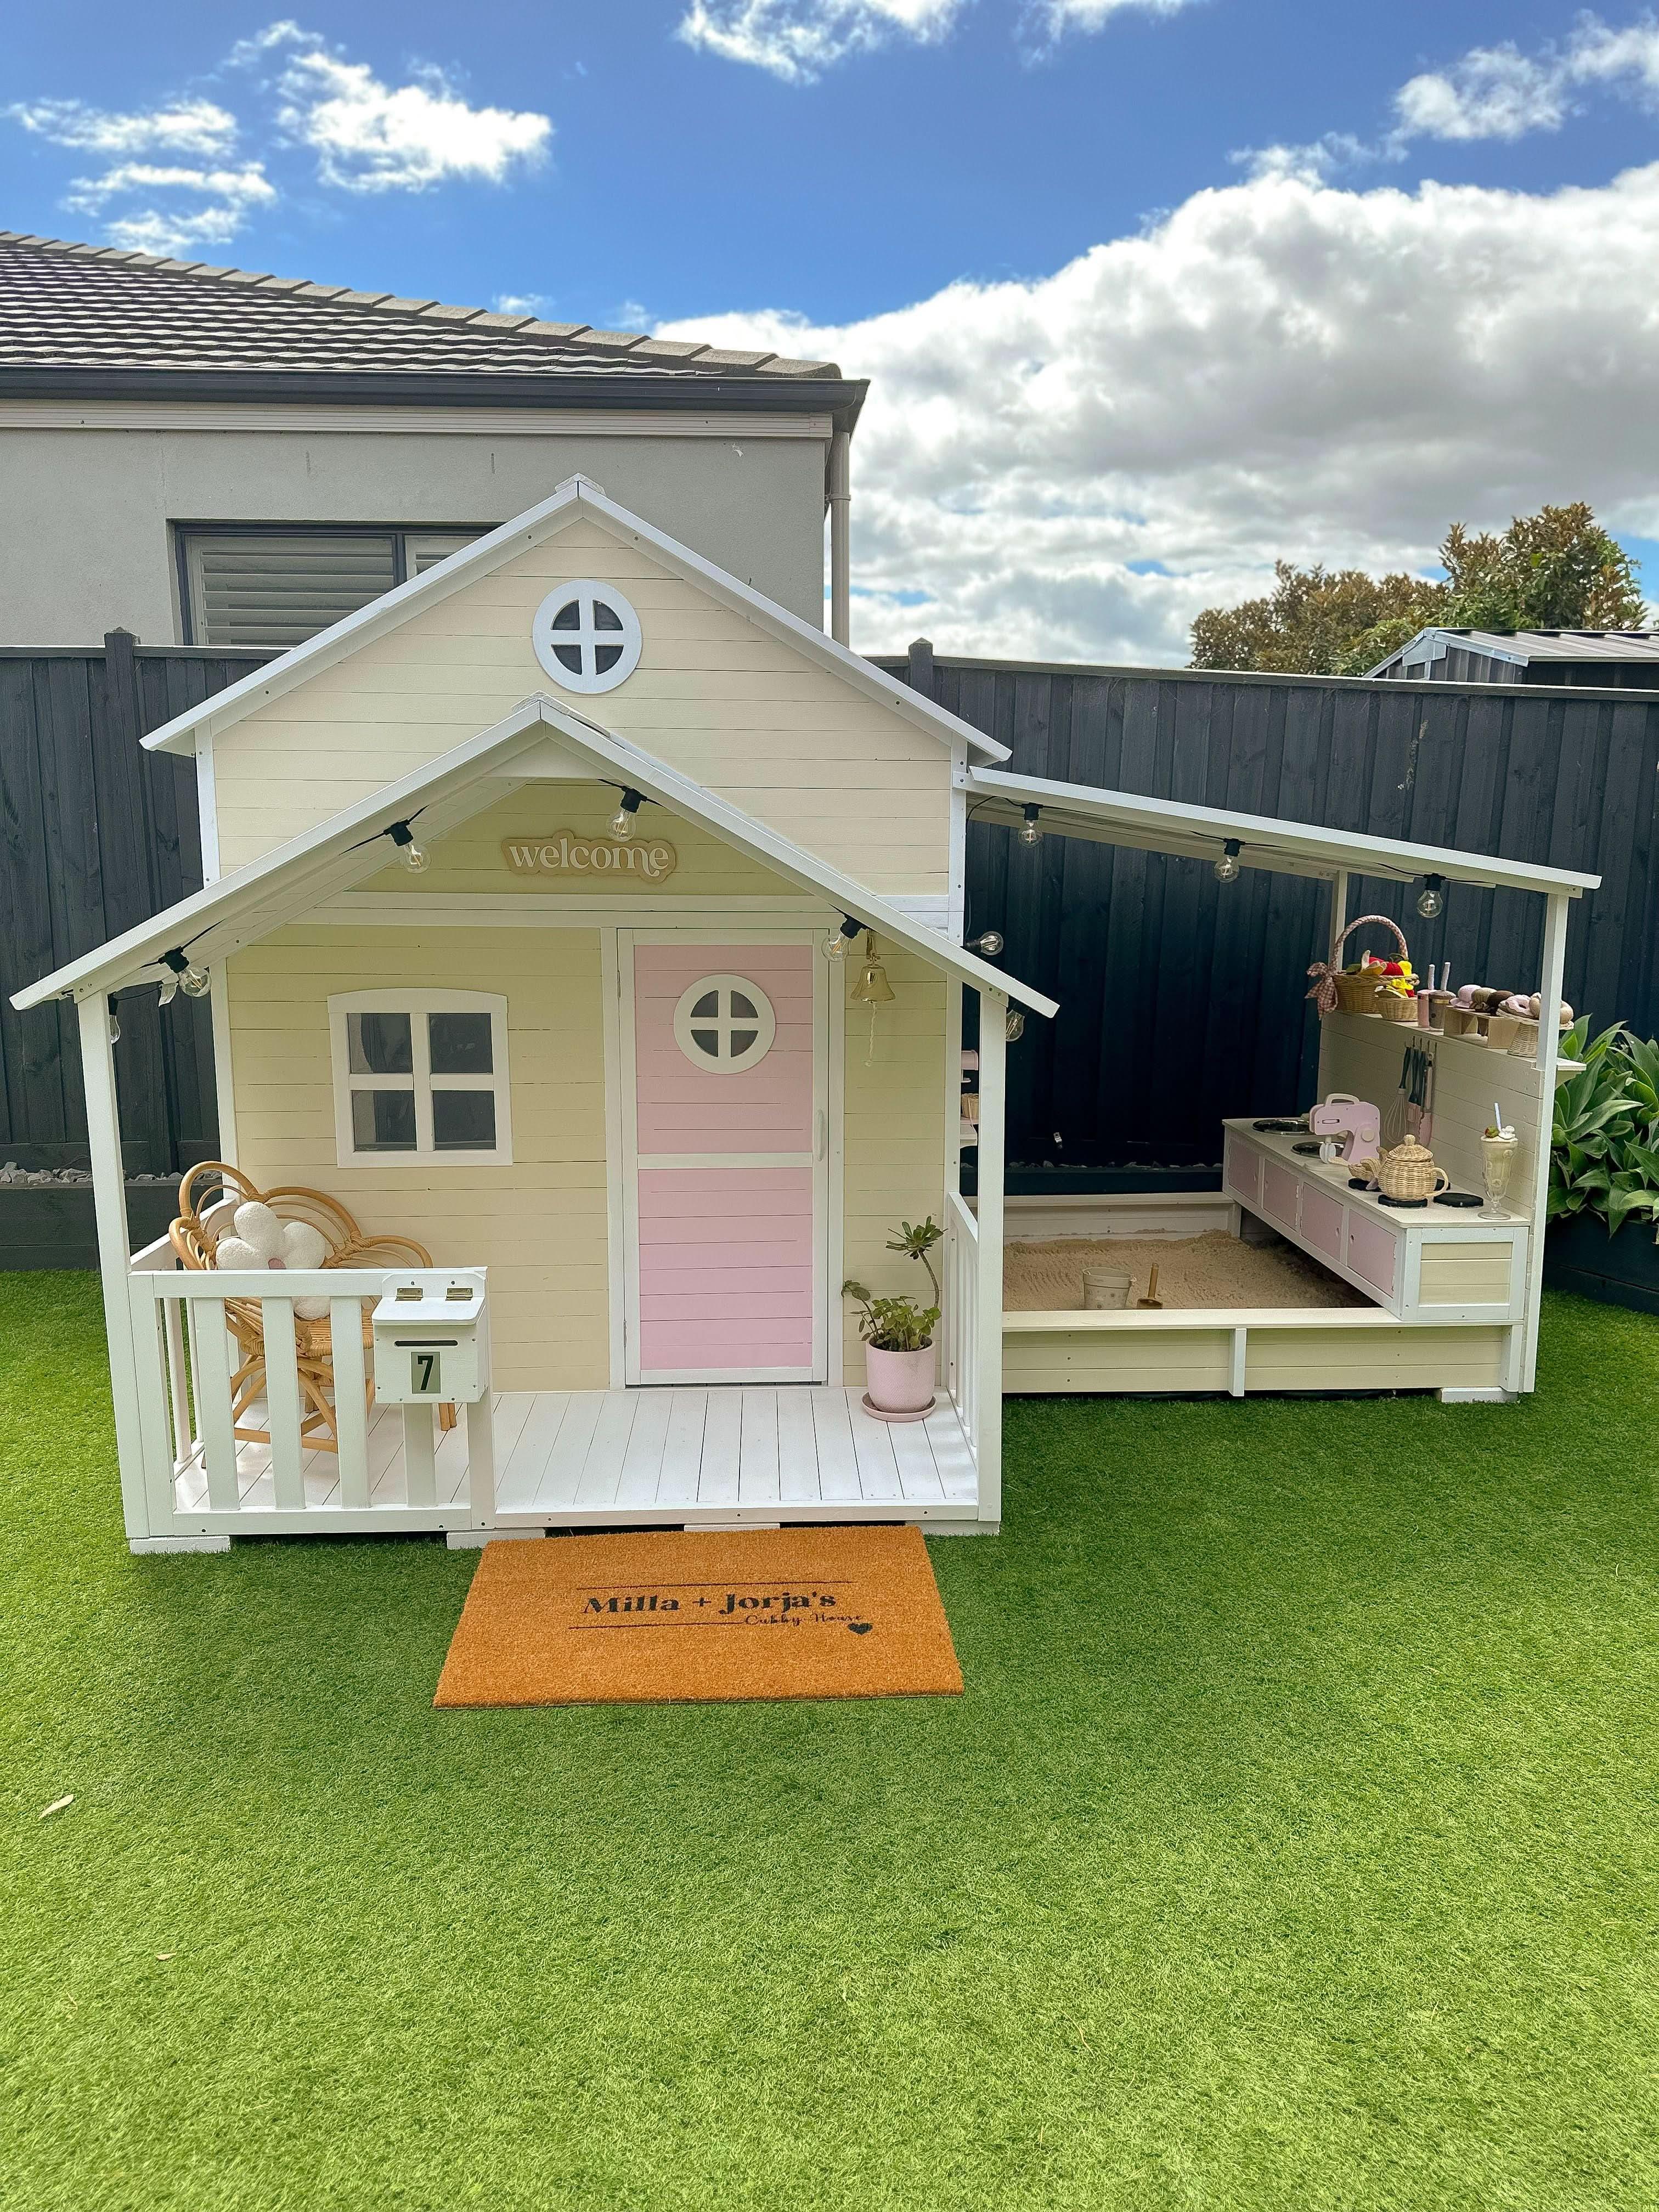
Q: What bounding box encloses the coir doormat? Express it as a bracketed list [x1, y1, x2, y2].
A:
[433, 1525, 963, 1707]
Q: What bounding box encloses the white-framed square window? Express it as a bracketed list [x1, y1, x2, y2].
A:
[328, 989, 512, 1168]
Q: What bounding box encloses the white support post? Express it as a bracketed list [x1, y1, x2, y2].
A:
[1317, 870, 1350, 1099]
[76, 993, 154, 1545]
[466, 1393, 497, 1526]
[1521, 890, 1571, 1393]
[403, 1404, 437, 1507]
[975, 987, 1006, 1525]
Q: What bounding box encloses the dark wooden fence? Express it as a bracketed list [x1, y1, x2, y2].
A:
[879, 646, 1659, 1178]
[7, 638, 1657, 1196]
[0, 634, 268, 1173]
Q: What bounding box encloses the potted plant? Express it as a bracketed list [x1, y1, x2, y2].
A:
[843, 1217, 943, 1419]
[1546, 1020, 1659, 1312]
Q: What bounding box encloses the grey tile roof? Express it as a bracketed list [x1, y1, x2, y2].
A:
[0, 233, 842, 381]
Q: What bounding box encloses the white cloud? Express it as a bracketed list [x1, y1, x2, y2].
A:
[1034, 0, 1198, 30]
[677, 0, 965, 81]
[659, 161, 1659, 663]
[271, 40, 552, 193]
[1393, 14, 1659, 144]
[5, 97, 238, 157]
[57, 162, 275, 259]
[5, 22, 552, 250]
[676, 0, 1194, 77]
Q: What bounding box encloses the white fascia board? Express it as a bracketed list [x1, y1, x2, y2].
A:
[139, 477, 1007, 766]
[968, 766, 1599, 899]
[19, 697, 1053, 1016]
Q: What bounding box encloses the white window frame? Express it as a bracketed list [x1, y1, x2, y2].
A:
[328, 989, 512, 1169]
[672, 974, 778, 1075]
[532, 579, 644, 695]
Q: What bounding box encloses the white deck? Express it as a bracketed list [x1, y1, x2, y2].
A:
[174, 1384, 979, 1527]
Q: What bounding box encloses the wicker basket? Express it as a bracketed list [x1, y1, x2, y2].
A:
[1327, 915, 1413, 1018]
[1376, 1139, 1449, 1200]
[1375, 988, 1417, 1024]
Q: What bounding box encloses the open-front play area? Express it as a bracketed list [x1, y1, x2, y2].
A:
[10, 477, 1599, 1553]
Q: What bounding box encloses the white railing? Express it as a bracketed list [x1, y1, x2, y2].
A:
[125, 1238, 493, 1534]
[941, 1188, 980, 1460]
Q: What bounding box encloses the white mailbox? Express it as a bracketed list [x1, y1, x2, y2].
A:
[372, 1271, 489, 1405]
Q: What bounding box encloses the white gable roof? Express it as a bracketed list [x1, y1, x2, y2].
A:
[18, 696, 1053, 1015]
[140, 474, 1008, 766]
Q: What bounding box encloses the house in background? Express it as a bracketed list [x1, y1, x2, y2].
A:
[1368, 627, 1659, 687]
[0, 232, 864, 648]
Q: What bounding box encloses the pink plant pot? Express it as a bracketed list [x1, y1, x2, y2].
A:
[864, 1340, 936, 1416]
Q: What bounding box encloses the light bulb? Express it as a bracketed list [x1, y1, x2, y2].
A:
[1018, 805, 1042, 847]
[386, 819, 428, 872]
[825, 917, 862, 960]
[108, 1006, 121, 1044]
[610, 788, 643, 839]
[1005, 1008, 1026, 1042]
[1214, 839, 1243, 884]
[969, 930, 1005, 956]
[1417, 876, 1444, 919]
[180, 964, 212, 998]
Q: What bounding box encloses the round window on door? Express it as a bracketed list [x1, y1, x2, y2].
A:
[672, 975, 777, 1075]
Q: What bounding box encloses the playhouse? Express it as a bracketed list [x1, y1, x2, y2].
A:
[13, 477, 1598, 1553]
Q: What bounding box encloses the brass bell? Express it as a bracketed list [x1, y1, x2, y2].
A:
[849, 933, 895, 1006]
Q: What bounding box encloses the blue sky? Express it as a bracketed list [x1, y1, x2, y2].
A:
[7, 2, 1659, 658]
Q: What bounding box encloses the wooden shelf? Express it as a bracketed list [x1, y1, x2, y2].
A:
[1323, 1009, 1582, 1082]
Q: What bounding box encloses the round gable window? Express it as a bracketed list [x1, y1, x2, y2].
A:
[532, 580, 642, 695]
[672, 975, 777, 1075]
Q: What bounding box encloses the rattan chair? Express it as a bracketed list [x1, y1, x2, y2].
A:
[170, 1162, 456, 1453]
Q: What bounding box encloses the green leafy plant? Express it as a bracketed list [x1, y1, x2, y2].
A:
[1550, 1020, 1659, 1238]
[843, 1215, 945, 1350]
[840, 1288, 941, 1352]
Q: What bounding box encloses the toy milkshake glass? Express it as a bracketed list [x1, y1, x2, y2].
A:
[1480, 1130, 1520, 1217]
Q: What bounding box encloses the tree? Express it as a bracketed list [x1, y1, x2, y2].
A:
[1189, 503, 1647, 675]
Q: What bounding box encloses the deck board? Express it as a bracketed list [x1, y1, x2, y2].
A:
[180, 1384, 980, 1526]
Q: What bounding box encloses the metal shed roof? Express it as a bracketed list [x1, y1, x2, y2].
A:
[1371, 626, 1659, 675]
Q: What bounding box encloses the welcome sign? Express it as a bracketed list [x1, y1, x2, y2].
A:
[502, 832, 678, 882]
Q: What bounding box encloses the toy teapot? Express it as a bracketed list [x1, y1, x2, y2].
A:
[1372, 1138, 1449, 1203]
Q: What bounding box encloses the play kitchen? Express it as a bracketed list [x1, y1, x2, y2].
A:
[1216, 912, 1568, 1329]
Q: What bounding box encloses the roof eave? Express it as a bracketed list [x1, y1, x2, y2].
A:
[14, 697, 1054, 1017]
[967, 766, 1600, 899]
[0, 365, 870, 434]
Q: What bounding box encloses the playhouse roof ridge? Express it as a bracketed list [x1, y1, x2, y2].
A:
[15, 696, 1053, 1018]
[138, 476, 1008, 768]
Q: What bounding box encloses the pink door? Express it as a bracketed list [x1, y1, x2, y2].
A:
[627, 941, 821, 1381]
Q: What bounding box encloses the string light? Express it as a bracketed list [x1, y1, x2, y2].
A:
[968, 930, 1005, 956]
[610, 788, 644, 839]
[1018, 804, 1043, 847]
[1214, 838, 1243, 884]
[386, 820, 429, 873]
[824, 916, 864, 960]
[159, 947, 210, 1005]
[1417, 873, 1445, 919]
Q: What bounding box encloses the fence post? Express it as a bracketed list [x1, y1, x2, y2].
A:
[906, 636, 936, 702]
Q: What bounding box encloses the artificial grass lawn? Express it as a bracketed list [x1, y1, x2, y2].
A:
[2, 1277, 1656, 2211]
